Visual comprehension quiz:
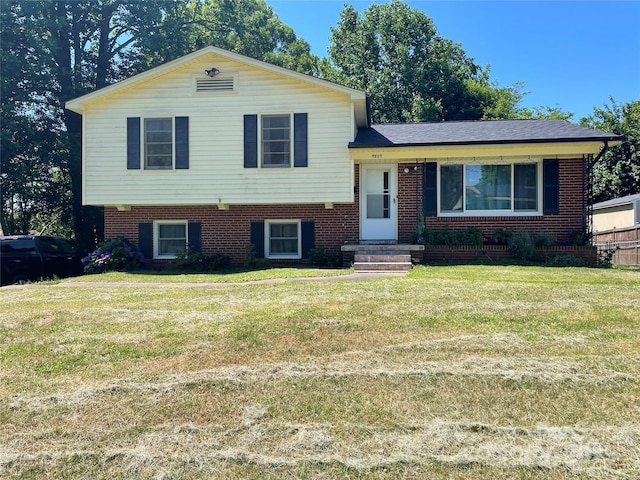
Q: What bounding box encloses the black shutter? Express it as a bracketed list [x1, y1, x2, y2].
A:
[250, 221, 265, 258]
[422, 162, 438, 216]
[175, 116, 189, 169]
[244, 114, 258, 168]
[301, 221, 315, 257]
[294, 113, 308, 167]
[188, 222, 201, 252]
[138, 223, 153, 259]
[127, 117, 141, 169]
[543, 159, 559, 214]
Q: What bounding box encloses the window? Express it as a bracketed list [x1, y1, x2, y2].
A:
[127, 117, 188, 170]
[261, 115, 291, 167]
[265, 220, 300, 258]
[145, 118, 173, 169]
[440, 162, 540, 214]
[154, 221, 187, 259]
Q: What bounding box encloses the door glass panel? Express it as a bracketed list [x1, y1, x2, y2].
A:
[366, 169, 390, 219]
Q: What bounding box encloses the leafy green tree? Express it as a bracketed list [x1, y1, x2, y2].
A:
[1, 0, 317, 247]
[134, 0, 319, 75]
[580, 98, 640, 203]
[323, 0, 522, 123]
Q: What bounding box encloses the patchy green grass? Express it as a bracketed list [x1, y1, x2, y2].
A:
[63, 266, 353, 283]
[1, 265, 639, 479]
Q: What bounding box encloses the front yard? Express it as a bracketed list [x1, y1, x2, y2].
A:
[1, 265, 639, 479]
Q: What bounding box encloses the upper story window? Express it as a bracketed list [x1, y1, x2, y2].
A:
[243, 113, 307, 169]
[127, 116, 189, 170]
[440, 162, 540, 215]
[262, 114, 291, 167]
[145, 118, 173, 170]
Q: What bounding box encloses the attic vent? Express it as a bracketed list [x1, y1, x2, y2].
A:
[196, 76, 235, 92]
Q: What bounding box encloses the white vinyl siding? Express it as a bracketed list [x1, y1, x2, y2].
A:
[80, 56, 355, 206]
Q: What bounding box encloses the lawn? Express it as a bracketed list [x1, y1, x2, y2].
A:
[1, 265, 639, 479]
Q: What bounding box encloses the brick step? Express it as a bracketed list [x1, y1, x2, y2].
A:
[353, 261, 412, 272]
[354, 254, 411, 263]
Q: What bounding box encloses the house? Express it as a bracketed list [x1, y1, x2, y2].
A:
[592, 193, 640, 265]
[65, 46, 622, 268]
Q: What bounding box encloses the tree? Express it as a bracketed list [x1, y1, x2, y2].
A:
[1, 0, 318, 248]
[133, 0, 319, 75]
[323, 0, 522, 123]
[1, 1, 173, 246]
[580, 98, 640, 203]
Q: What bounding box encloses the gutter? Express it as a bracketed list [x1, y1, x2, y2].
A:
[349, 136, 623, 149]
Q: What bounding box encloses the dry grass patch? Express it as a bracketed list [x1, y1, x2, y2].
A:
[1, 265, 639, 478]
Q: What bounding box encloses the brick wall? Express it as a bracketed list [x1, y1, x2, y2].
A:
[396, 158, 587, 245]
[422, 245, 597, 265]
[105, 203, 359, 265]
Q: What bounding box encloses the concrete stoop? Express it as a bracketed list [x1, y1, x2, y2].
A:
[353, 253, 413, 272]
[342, 243, 425, 273]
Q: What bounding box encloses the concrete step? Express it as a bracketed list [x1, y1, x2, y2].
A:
[355, 254, 411, 263]
[354, 261, 412, 272]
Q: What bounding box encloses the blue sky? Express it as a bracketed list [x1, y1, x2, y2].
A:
[266, 0, 640, 121]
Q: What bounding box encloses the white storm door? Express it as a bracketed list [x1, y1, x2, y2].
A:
[360, 164, 397, 240]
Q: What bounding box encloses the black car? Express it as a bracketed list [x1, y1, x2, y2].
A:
[0, 235, 84, 285]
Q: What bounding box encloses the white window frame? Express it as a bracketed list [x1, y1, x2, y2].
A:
[260, 113, 293, 168]
[265, 220, 301, 259]
[438, 159, 543, 217]
[143, 117, 175, 170]
[153, 220, 188, 259]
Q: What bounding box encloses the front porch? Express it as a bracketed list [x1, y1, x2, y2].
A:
[341, 243, 425, 272]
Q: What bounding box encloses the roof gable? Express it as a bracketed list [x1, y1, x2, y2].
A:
[66, 46, 368, 123]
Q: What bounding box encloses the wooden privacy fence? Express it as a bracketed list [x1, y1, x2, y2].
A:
[593, 225, 640, 266]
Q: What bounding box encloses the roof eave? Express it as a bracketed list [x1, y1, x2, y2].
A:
[349, 136, 623, 149]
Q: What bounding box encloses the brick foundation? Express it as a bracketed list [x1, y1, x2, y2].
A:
[421, 245, 597, 265]
[105, 203, 359, 266]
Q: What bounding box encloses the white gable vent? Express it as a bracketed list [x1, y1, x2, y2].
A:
[196, 76, 235, 93]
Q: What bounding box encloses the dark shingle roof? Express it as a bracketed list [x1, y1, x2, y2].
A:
[350, 119, 622, 148]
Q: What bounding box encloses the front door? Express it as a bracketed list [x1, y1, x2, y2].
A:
[360, 164, 397, 241]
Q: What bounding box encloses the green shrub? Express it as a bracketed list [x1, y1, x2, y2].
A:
[532, 231, 555, 248]
[597, 247, 619, 268]
[170, 245, 231, 272]
[546, 255, 587, 267]
[308, 247, 333, 267]
[507, 231, 537, 261]
[493, 228, 512, 245]
[245, 244, 270, 269]
[422, 226, 483, 246]
[82, 237, 146, 274]
[460, 227, 484, 246]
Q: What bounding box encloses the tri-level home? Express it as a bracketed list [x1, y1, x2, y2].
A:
[66, 46, 622, 267]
